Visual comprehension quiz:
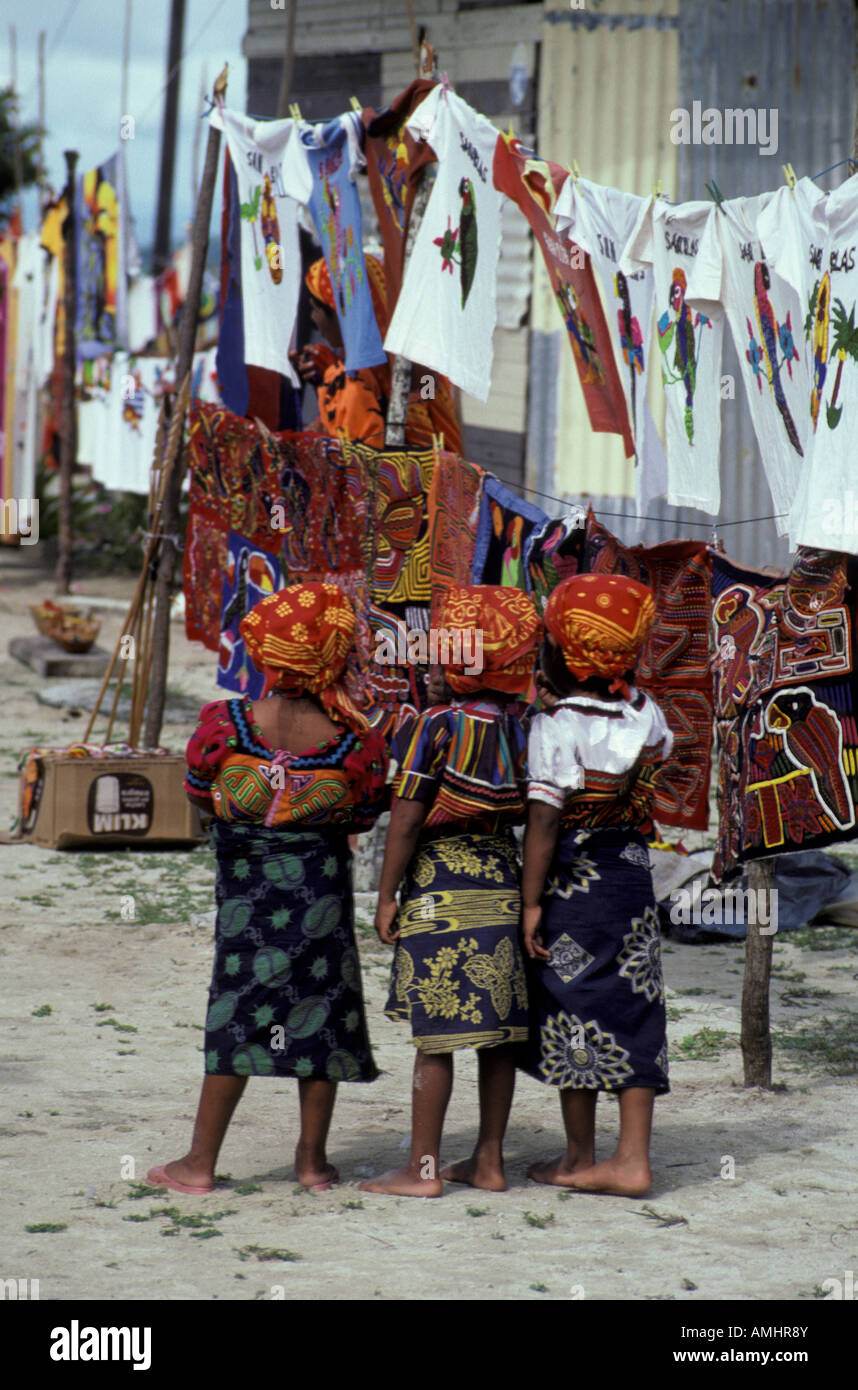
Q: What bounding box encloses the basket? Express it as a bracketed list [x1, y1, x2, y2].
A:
[30, 602, 101, 653]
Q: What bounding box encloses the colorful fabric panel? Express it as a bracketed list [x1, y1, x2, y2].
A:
[472, 476, 549, 590]
[710, 548, 858, 876]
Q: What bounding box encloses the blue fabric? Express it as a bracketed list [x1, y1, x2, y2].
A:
[522, 827, 669, 1093]
[300, 114, 387, 373]
[216, 162, 250, 417]
[205, 821, 378, 1081]
[471, 476, 549, 588]
[216, 532, 281, 699]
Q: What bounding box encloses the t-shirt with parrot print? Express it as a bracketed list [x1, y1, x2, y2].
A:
[687, 187, 821, 536]
[554, 177, 668, 511]
[219, 109, 310, 385]
[288, 112, 388, 375]
[622, 198, 724, 516]
[384, 84, 504, 403]
[757, 177, 857, 556]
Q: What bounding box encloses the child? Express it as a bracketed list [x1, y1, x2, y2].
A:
[148, 583, 388, 1196]
[361, 585, 541, 1197]
[521, 573, 673, 1197]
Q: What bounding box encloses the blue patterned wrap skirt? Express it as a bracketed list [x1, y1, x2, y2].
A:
[204, 821, 378, 1082]
[521, 827, 669, 1093]
[385, 830, 529, 1053]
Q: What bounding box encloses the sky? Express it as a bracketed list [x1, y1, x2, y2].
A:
[6, 0, 250, 263]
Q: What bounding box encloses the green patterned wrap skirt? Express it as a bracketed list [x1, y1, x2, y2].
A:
[385, 831, 529, 1053]
[204, 821, 378, 1082]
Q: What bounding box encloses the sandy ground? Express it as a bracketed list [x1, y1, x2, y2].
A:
[1, 554, 857, 1302]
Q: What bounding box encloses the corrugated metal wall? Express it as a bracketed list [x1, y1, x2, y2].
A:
[532, 0, 857, 568]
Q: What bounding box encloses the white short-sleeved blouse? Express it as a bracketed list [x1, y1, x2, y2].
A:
[527, 689, 674, 810]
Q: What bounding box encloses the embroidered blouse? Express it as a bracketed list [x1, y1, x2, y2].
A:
[185, 696, 389, 830]
[392, 698, 528, 832]
[527, 689, 673, 833]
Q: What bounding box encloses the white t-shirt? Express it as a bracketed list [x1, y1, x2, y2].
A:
[221, 109, 311, 385]
[555, 178, 667, 510]
[765, 177, 858, 555]
[384, 85, 503, 402]
[622, 198, 724, 515]
[528, 691, 674, 810]
[688, 182, 824, 534]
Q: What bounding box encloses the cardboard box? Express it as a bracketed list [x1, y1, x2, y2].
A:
[19, 754, 205, 850]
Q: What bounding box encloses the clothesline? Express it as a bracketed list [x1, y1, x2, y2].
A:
[511, 477, 787, 531]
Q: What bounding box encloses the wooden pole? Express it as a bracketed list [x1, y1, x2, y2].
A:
[37, 31, 46, 209]
[142, 90, 224, 748]
[56, 150, 78, 597]
[404, 0, 421, 75]
[152, 0, 186, 274]
[741, 857, 775, 1088]
[275, 0, 298, 119]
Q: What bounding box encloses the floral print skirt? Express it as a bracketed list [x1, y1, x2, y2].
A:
[204, 821, 378, 1082]
[521, 827, 669, 1093]
[385, 831, 529, 1053]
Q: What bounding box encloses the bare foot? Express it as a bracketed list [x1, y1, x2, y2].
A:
[294, 1143, 339, 1191]
[526, 1153, 595, 1187]
[147, 1159, 214, 1193]
[568, 1155, 652, 1197]
[441, 1156, 507, 1191]
[359, 1166, 443, 1198]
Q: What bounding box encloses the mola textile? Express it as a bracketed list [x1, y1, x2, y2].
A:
[710, 548, 858, 877]
[472, 476, 549, 591]
[583, 513, 714, 831]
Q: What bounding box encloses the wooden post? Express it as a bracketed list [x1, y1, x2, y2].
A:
[56, 149, 78, 597]
[741, 857, 775, 1088]
[152, 0, 186, 274]
[142, 97, 224, 748]
[37, 31, 46, 207]
[275, 0, 298, 119]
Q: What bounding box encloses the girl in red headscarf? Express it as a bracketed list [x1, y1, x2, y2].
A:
[361, 584, 540, 1199]
[521, 573, 673, 1198]
[148, 583, 388, 1198]
[291, 254, 463, 451]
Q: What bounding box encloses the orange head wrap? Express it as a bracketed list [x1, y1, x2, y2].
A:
[437, 584, 541, 696]
[240, 581, 367, 727]
[543, 573, 655, 698]
[306, 253, 390, 337]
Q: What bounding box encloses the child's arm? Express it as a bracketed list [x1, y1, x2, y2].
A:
[374, 795, 429, 945]
[521, 800, 561, 960]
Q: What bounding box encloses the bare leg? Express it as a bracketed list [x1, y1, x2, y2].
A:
[360, 1050, 452, 1197]
[156, 1074, 248, 1188]
[295, 1079, 339, 1189]
[528, 1089, 597, 1186]
[442, 1044, 516, 1191]
[568, 1087, 655, 1196]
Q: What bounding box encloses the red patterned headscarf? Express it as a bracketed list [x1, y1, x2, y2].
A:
[437, 584, 541, 695]
[306, 254, 390, 336]
[544, 573, 655, 697]
[240, 582, 368, 728]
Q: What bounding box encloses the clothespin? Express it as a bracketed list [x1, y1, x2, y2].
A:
[507, 121, 515, 141]
[782, 162, 797, 192]
[570, 158, 581, 183]
[349, 95, 362, 113]
[652, 178, 663, 201]
[705, 180, 724, 209]
[289, 102, 302, 122]
[439, 72, 452, 100]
